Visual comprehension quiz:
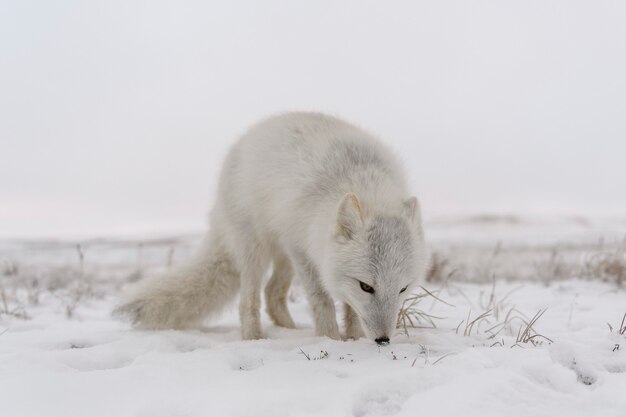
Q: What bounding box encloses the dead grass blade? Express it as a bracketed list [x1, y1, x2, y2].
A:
[609, 313, 626, 336]
[513, 309, 553, 347]
[432, 352, 457, 365]
[463, 309, 492, 337]
[397, 288, 450, 335]
[419, 286, 456, 307]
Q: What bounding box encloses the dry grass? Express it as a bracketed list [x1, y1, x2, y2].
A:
[476, 278, 528, 340]
[428, 236, 626, 285]
[583, 242, 626, 287]
[426, 252, 457, 284]
[399, 277, 554, 350]
[0, 238, 186, 321]
[2, 260, 19, 277]
[59, 282, 91, 318]
[0, 285, 30, 320]
[0, 232, 622, 337]
[454, 306, 552, 348]
[397, 287, 450, 335]
[446, 279, 553, 347]
[298, 348, 329, 360]
[411, 347, 457, 367]
[535, 248, 572, 284]
[512, 309, 553, 347]
[608, 313, 626, 337]
[459, 309, 492, 337]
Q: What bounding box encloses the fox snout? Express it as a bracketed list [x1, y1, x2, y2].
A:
[375, 336, 390, 345]
[359, 304, 397, 345]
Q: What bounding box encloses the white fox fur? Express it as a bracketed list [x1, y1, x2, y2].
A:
[114, 112, 428, 343]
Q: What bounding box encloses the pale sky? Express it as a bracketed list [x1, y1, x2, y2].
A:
[2, 1, 625, 238]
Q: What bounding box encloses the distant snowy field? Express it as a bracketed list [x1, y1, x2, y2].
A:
[1, 217, 625, 417]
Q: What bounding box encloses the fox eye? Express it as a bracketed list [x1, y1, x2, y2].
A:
[399, 286, 408, 294]
[359, 281, 375, 294]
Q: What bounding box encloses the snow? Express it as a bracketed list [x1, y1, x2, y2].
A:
[1, 219, 625, 417]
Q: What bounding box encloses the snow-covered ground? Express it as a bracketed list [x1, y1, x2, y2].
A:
[1, 217, 625, 417]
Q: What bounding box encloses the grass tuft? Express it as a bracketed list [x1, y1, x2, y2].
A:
[0, 285, 30, 320]
[583, 242, 626, 287]
[512, 309, 553, 347]
[397, 287, 449, 335]
[298, 348, 329, 360]
[608, 313, 626, 336]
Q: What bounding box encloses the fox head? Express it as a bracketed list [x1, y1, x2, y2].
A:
[324, 192, 428, 344]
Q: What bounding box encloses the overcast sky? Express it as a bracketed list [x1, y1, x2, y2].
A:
[1, 1, 625, 238]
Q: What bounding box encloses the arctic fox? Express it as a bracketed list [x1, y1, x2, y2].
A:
[114, 112, 428, 344]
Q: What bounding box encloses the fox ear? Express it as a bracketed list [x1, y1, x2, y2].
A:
[336, 193, 364, 240]
[403, 196, 424, 237]
[403, 196, 421, 223]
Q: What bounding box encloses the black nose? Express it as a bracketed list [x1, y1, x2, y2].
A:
[375, 336, 390, 345]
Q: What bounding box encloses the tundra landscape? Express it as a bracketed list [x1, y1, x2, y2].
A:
[2, 1, 625, 416]
[2, 216, 625, 417]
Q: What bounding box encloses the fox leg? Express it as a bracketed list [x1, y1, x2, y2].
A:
[265, 253, 296, 328]
[290, 251, 340, 340]
[343, 303, 365, 340]
[235, 242, 269, 340]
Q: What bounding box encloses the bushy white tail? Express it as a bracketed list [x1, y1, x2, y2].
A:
[113, 232, 240, 329]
